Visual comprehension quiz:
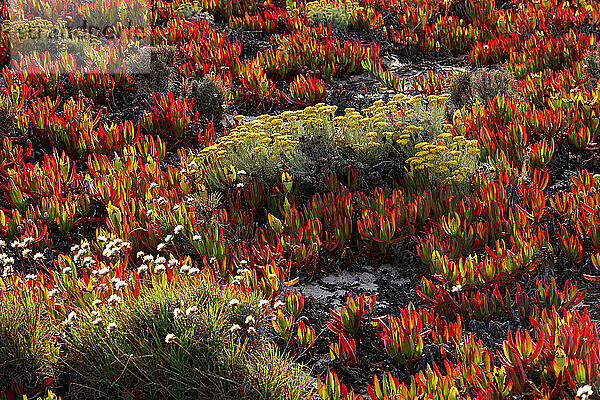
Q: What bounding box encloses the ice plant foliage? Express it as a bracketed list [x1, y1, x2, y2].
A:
[4, 0, 600, 398]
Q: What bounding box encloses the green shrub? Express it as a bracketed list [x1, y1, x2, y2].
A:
[125, 44, 177, 95]
[184, 94, 464, 191]
[2, 19, 100, 66]
[303, 0, 364, 30]
[446, 71, 473, 116]
[472, 69, 514, 105]
[174, 1, 214, 23]
[59, 275, 309, 399]
[583, 45, 600, 89]
[182, 74, 231, 121]
[0, 285, 58, 390]
[446, 69, 515, 115]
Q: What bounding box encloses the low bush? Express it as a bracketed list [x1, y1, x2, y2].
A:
[0, 263, 312, 399]
[184, 94, 478, 192]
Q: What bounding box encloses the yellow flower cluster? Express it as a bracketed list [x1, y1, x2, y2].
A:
[406, 129, 480, 187]
[327, 94, 443, 161]
[182, 92, 474, 190]
[186, 104, 339, 183]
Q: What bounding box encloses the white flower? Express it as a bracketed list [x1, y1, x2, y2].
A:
[258, 299, 269, 308]
[92, 299, 102, 306]
[187, 267, 200, 275]
[168, 259, 179, 268]
[577, 385, 593, 400]
[26, 273, 37, 281]
[157, 243, 166, 251]
[97, 235, 108, 242]
[155, 256, 166, 264]
[245, 315, 255, 325]
[114, 280, 128, 291]
[92, 317, 103, 325]
[229, 299, 240, 307]
[67, 311, 77, 322]
[185, 306, 198, 316]
[62, 267, 72, 275]
[237, 170, 247, 175]
[165, 333, 177, 343]
[137, 264, 149, 274]
[71, 245, 80, 252]
[273, 300, 284, 310]
[179, 265, 190, 274]
[137, 251, 145, 258]
[229, 324, 241, 333]
[173, 308, 182, 319]
[143, 255, 154, 263]
[22, 248, 32, 257]
[174, 225, 184, 234]
[164, 235, 173, 243]
[451, 284, 463, 293]
[247, 327, 256, 334]
[98, 267, 110, 277]
[149, 182, 159, 190]
[48, 288, 59, 298]
[33, 252, 44, 261]
[107, 294, 121, 305]
[236, 183, 244, 188]
[0, 240, 5, 247]
[146, 209, 153, 216]
[192, 235, 202, 241]
[154, 264, 166, 274]
[107, 322, 117, 333]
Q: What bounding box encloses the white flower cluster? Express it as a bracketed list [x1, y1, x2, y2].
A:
[71, 242, 99, 268]
[136, 253, 181, 275]
[111, 276, 128, 291]
[101, 237, 131, 259]
[0, 252, 15, 277]
[1, 237, 45, 276]
[62, 311, 77, 326]
[577, 385, 593, 400]
[178, 263, 200, 275]
[157, 225, 184, 252]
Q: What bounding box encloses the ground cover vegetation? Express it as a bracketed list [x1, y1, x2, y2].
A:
[1, 0, 600, 398]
